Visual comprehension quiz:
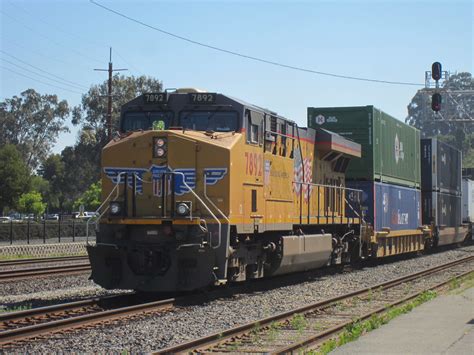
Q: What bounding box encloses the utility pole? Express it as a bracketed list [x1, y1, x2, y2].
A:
[94, 48, 127, 142]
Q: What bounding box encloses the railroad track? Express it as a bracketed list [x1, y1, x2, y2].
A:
[0, 263, 91, 282]
[1, 255, 472, 350]
[157, 255, 474, 354]
[0, 255, 89, 268]
[0, 293, 175, 347]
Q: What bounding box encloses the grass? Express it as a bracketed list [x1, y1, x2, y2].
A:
[0, 252, 87, 261]
[290, 313, 308, 335]
[250, 322, 262, 343]
[267, 321, 281, 341]
[450, 272, 474, 294]
[311, 290, 439, 355]
[313, 271, 474, 355]
[0, 304, 32, 313]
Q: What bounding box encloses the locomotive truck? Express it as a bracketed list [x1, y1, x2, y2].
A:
[86, 90, 469, 292]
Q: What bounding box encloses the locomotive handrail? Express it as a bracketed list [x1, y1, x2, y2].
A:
[126, 172, 222, 249]
[172, 171, 222, 249]
[292, 181, 363, 225]
[134, 169, 223, 249]
[86, 172, 127, 244]
[203, 172, 230, 224]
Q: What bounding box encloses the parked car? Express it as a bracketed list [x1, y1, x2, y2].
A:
[44, 214, 59, 221]
[0, 216, 11, 223]
[73, 212, 97, 219]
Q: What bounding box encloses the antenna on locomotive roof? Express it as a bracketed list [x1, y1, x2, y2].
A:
[94, 47, 127, 143]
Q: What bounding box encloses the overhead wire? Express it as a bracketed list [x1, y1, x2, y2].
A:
[90, 0, 424, 87]
[4, 0, 143, 77]
[0, 9, 103, 65]
[1, 38, 92, 71]
[0, 58, 88, 92]
[1, 66, 83, 95]
[1, 50, 89, 90]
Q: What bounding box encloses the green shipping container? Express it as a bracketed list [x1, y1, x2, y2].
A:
[307, 106, 420, 188]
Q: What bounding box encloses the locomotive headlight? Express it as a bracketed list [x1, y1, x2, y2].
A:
[110, 201, 121, 216]
[156, 147, 166, 157]
[153, 137, 167, 158]
[176, 202, 190, 216]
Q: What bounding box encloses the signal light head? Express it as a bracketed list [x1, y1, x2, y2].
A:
[432, 62, 442, 81]
[431, 93, 442, 112]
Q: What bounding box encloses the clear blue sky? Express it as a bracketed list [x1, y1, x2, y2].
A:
[1, 0, 472, 154]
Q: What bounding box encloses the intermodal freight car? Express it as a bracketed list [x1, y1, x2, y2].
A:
[86, 93, 470, 292]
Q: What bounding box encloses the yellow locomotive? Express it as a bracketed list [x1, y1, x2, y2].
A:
[87, 89, 363, 292]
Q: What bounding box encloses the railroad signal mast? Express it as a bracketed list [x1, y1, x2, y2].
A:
[423, 62, 473, 122]
[427, 62, 445, 113]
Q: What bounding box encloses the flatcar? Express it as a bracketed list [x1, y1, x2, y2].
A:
[87, 90, 470, 292]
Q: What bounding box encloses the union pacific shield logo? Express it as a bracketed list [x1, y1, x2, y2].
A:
[104, 166, 227, 196]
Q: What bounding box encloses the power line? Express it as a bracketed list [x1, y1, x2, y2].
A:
[1, 66, 83, 95]
[114, 48, 143, 76]
[4, 0, 144, 77]
[0, 9, 103, 65]
[0, 57, 87, 91]
[90, 0, 424, 87]
[0, 51, 88, 90]
[1, 38, 92, 71]
[6, 0, 106, 51]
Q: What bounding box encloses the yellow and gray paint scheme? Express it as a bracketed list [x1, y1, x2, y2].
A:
[87, 89, 365, 292]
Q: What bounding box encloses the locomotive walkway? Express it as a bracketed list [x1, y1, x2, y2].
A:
[331, 286, 474, 354]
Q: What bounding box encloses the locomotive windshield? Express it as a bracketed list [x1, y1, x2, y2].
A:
[122, 111, 173, 132]
[179, 110, 238, 132]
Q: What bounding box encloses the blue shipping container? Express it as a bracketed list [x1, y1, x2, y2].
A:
[346, 181, 421, 231]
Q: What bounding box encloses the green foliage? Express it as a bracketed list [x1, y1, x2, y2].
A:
[312, 290, 438, 355]
[0, 304, 32, 313]
[17, 191, 46, 217]
[40, 154, 65, 211]
[290, 313, 308, 334]
[0, 144, 30, 214]
[0, 89, 69, 170]
[72, 74, 162, 147]
[30, 175, 50, 197]
[406, 72, 474, 167]
[61, 75, 163, 210]
[267, 321, 281, 341]
[73, 181, 101, 211]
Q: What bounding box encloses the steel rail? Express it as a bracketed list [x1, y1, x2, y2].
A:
[155, 255, 474, 354]
[273, 268, 474, 354]
[0, 256, 89, 268]
[0, 296, 176, 346]
[0, 263, 91, 281]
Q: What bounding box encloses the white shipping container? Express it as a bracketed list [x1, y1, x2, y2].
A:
[462, 178, 474, 222]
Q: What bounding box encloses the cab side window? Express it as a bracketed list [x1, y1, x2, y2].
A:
[246, 109, 263, 146]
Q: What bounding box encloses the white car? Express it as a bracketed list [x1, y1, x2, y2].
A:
[0, 217, 11, 223]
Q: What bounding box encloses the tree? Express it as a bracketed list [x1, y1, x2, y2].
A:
[406, 72, 474, 166]
[40, 154, 65, 211]
[0, 144, 30, 214]
[17, 191, 46, 217]
[73, 181, 101, 211]
[0, 89, 69, 170]
[72, 74, 162, 147]
[64, 75, 162, 208]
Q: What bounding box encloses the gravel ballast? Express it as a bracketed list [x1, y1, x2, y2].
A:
[6, 245, 474, 353]
[0, 273, 130, 309]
